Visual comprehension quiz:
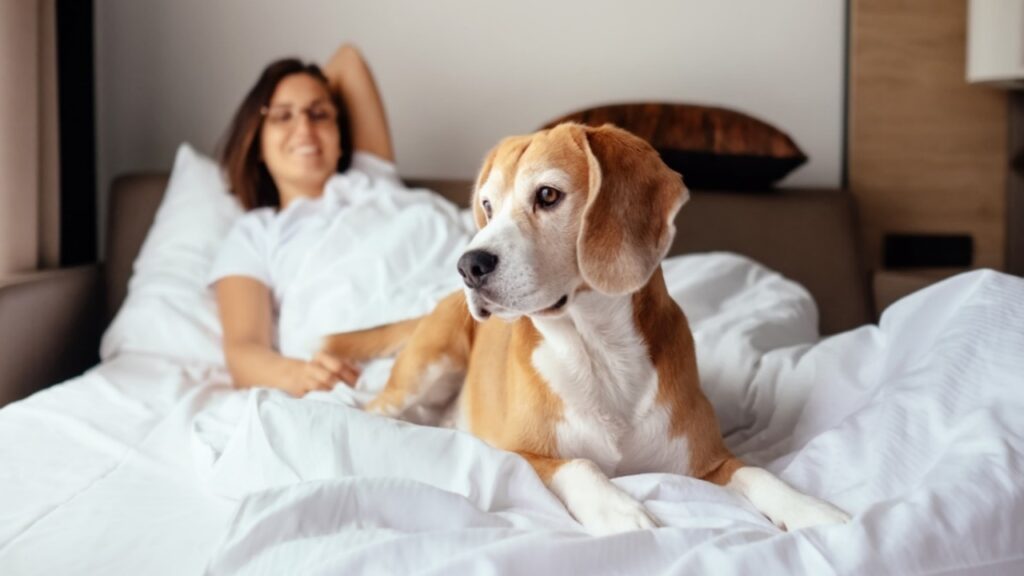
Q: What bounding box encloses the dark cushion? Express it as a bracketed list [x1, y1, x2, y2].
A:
[540, 103, 807, 190]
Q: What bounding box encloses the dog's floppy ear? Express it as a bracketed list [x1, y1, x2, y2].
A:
[577, 123, 689, 295]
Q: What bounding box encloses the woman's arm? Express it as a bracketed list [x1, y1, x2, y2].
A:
[323, 43, 395, 162]
[215, 276, 360, 395]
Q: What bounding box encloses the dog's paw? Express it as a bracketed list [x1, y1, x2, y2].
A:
[770, 494, 851, 531]
[552, 459, 660, 535]
[576, 490, 659, 535]
[728, 467, 851, 532]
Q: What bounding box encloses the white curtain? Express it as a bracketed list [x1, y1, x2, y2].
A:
[0, 0, 59, 275]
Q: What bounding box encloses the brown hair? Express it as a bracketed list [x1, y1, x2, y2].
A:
[219, 58, 352, 210]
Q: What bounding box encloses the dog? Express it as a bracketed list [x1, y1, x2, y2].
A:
[322, 122, 851, 535]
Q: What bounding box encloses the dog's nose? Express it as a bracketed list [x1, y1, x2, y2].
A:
[457, 250, 499, 289]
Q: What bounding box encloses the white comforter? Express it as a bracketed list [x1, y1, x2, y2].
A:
[2, 254, 1023, 575]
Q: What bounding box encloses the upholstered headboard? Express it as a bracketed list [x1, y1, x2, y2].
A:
[107, 174, 871, 335]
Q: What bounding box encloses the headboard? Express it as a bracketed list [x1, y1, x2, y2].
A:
[107, 175, 871, 335]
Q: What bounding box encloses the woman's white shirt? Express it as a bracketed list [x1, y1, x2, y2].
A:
[208, 152, 471, 359]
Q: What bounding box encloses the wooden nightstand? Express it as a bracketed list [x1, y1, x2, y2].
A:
[872, 268, 968, 319]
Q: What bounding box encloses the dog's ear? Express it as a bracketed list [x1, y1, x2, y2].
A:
[470, 145, 500, 230]
[577, 123, 689, 295]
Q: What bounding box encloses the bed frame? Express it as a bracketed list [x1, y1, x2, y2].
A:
[0, 174, 871, 405]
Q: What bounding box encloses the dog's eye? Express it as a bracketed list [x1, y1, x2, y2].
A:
[481, 199, 492, 220]
[535, 187, 563, 210]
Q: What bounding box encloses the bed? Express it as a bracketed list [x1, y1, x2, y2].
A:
[2, 111, 1024, 574]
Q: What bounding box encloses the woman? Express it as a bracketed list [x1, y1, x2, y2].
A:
[210, 44, 409, 397]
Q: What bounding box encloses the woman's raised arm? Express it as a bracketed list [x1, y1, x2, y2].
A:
[323, 44, 395, 162]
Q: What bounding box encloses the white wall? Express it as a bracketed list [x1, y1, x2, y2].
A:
[96, 0, 844, 253]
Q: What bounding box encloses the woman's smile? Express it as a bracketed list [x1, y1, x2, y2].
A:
[290, 143, 321, 157]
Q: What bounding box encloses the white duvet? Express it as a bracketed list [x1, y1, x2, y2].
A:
[2, 254, 1023, 575]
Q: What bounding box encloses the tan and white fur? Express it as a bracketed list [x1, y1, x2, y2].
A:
[322, 123, 851, 535]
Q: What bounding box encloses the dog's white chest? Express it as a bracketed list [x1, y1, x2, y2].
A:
[531, 295, 691, 477]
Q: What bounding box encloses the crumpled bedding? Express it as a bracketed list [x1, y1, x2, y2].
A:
[2, 254, 1022, 575]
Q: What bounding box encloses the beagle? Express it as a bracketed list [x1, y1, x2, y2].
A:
[323, 123, 851, 535]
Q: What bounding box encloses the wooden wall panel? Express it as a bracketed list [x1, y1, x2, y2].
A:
[849, 0, 1007, 272]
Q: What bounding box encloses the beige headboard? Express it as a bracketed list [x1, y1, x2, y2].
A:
[107, 175, 871, 335]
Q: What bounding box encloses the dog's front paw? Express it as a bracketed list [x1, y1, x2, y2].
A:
[552, 459, 660, 535]
[576, 489, 659, 535]
[728, 467, 851, 531]
[774, 495, 851, 531]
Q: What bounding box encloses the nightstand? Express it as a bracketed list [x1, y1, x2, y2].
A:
[872, 268, 968, 319]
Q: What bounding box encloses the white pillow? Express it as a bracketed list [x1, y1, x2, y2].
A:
[100, 143, 242, 365]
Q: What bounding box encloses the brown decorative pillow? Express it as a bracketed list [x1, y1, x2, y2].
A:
[539, 103, 807, 190]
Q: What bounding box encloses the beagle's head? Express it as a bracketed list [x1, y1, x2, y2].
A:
[458, 122, 688, 321]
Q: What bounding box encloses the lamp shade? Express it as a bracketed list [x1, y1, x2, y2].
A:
[967, 0, 1024, 87]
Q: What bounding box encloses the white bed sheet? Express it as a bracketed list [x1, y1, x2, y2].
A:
[0, 355, 238, 574]
[2, 254, 1023, 575]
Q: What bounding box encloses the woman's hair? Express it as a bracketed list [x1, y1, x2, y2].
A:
[219, 58, 352, 210]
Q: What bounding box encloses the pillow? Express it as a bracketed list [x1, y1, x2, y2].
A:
[539, 103, 807, 190]
[100, 144, 242, 366]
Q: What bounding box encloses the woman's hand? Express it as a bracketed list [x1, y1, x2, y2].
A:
[284, 351, 362, 397]
[216, 277, 364, 396]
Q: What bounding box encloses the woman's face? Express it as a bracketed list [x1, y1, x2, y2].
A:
[260, 73, 342, 202]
